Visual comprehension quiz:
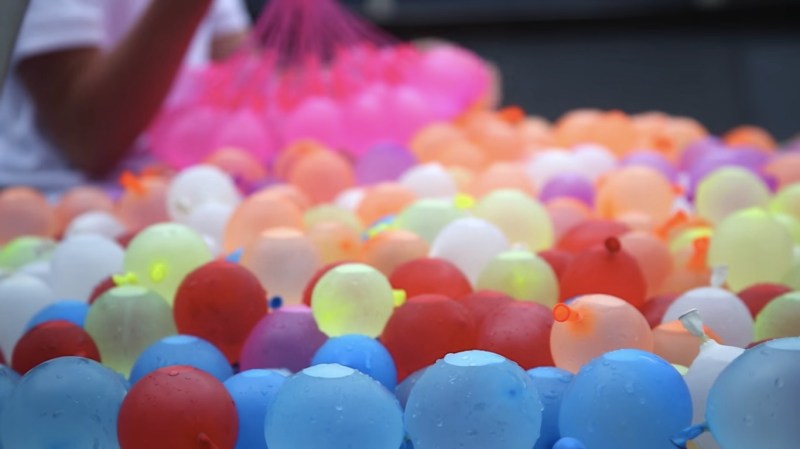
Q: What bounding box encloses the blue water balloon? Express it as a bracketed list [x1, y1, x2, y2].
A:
[129, 335, 233, 384]
[0, 357, 127, 448]
[25, 300, 89, 331]
[405, 350, 543, 449]
[553, 437, 588, 449]
[559, 349, 692, 449]
[395, 367, 426, 410]
[265, 364, 404, 449]
[706, 337, 800, 449]
[0, 365, 20, 423]
[225, 369, 287, 449]
[312, 334, 397, 391]
[528, 367, 574, 449]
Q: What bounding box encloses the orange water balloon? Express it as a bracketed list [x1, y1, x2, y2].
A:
[262, 185, 312, 211]
[468, 163, 535, 198]
[0, 187, 57, 244]
[596, 166, 676, 225]
[619, 231, 673, 296]
[550, 294, 654, 373]
[362, 230, 430, 277]
[464, 115, 524, 163]
[434, 138, 486, 172]
[517, 116, 553, 151]
[204, 147, 268, 186]
[307, 221, 362, 264]
[546, 198, 592, 242]
[54, 186, 114, 234]
[223, 190, 303, 252]
[764, 153, 800, 189]
[273, 139, 328, 180]
[723, 125, 777, 152]
[590, 110, 638, 156]
[356, 183, 417, 226]
[410, 123, 464, 163]
[115, 174, 170, 232]
[552, 109, 603, 148]
[653, 320, 722, 367]
[288, 149, 355, 204]
[242, 227, 321, 305]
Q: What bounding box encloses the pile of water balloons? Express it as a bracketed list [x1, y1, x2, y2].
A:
[1, 104, 800, 449]
[149, 0, 493, 169]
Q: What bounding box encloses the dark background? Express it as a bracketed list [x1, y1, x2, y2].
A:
[245, 0, 800, 141]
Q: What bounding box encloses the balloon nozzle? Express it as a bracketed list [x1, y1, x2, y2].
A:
[671, 423, 708, 448]
[679, 309, 709, 343]
[553, 303, 581, 323]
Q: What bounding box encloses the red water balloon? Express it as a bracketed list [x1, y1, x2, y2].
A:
[116, 230, 139, 248]
[381, 294, 477, 381]
[459, 290, 515, 327]
[118, 366, 238, 449]
[11, 320, 100, 375]
[641, 294, 679, 328]
[174, 261, 268, 363]
[737, 283, 793, 318]
[389, 258, 472, 299]
[557, 219, 629, 253]
[89, 276, 116, 305]
[538, 249, 575, 282]
[559, 237, 647, 308]
[476, 301, 554, 369]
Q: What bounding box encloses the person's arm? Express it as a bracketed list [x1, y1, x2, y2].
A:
[211, 31, 248, 61]
[209, 0, 250, 61]
[17, 0, 213, 178]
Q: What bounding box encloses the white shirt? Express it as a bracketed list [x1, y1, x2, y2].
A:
[0, 0, 249, 193]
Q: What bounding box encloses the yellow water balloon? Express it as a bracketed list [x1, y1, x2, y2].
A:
[475, 249, 559, 307]
[696, 167, 771, 226]
[707, 208, 794, 291]
[472, 189, 554, 251]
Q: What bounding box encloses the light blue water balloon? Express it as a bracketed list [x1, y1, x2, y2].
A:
[553, 437, 588, 449]
[224, 369, 287, 449]
[405, 350, 543, 449]
[0, 357, 127, 449]
[559, 349, 692, 449]
[528, 367, 574, 449]
[706, 337, 800, 449]
[25, 300, 88, 331]
[395, 367, 426, 410]
[265, 363, 404, 449]
[0, 364, 20, 428]
[311, 334, 397, 391]
[129, 335, 233, 384]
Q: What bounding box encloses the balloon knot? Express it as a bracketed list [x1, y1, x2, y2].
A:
[453, 193, 475, 210]
[197, 433, 220, 449]
[119, 171, 146, 197]
[112, 272, 139, 287]
[604, 237, 622, 254]
[392, 289, 407, 307]
[499, 106, 525, 124]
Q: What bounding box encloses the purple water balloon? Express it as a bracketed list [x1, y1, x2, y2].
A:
[240, 305, 328, 373]
[687, 148, 772, 197]
[679, 136, 725, 171]
[622, 150, 679, 182]
[355, 143, 418, 185]
[539, 173, 595, 206]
